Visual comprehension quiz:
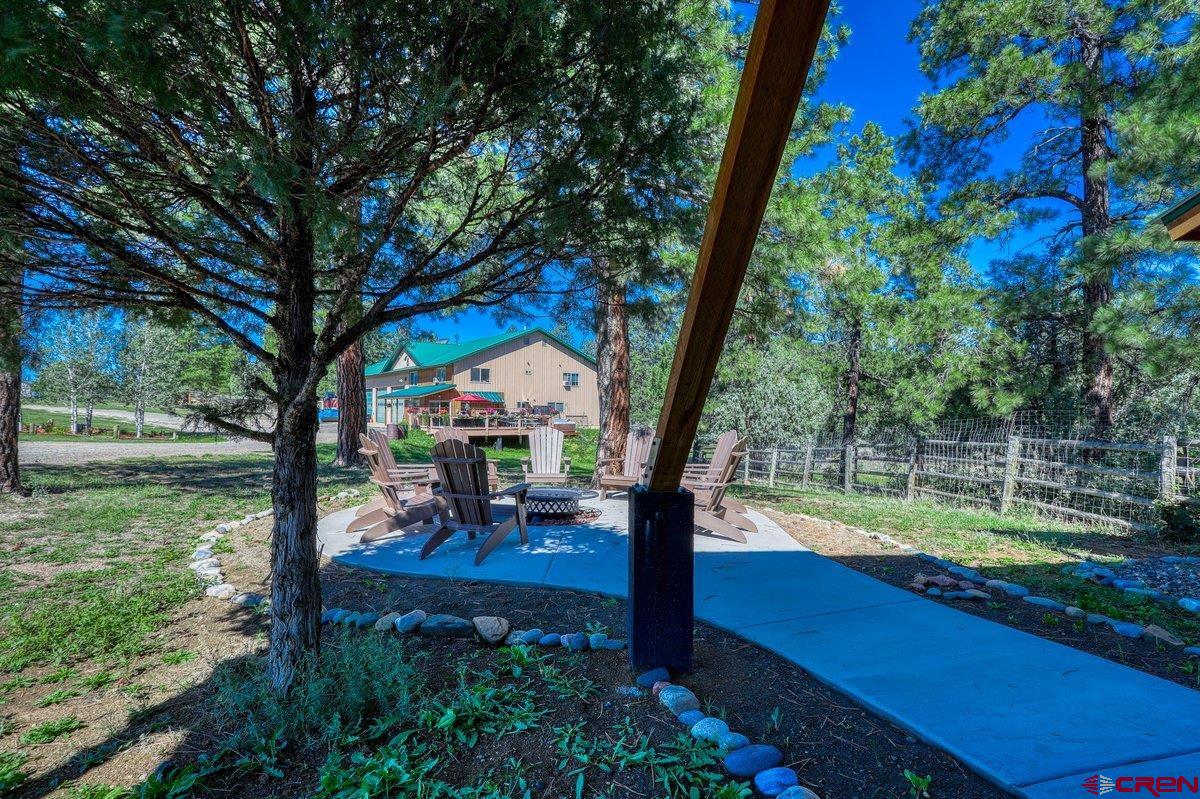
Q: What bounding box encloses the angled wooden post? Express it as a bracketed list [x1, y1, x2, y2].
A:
[628, 0, 831, 674]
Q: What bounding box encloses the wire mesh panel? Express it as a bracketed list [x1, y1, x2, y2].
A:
[915, 439, 1006, 509]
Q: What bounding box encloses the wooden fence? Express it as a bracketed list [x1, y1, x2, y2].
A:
[699, 434, 1199, 532]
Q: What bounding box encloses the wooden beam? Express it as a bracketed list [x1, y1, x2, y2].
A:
[646, 0, 831, 491]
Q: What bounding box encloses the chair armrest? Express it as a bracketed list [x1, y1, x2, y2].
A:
[492, 482, 531, 498]
[597, 457, 623, 465]
[561, 457, 572, 473]
[521, 457, 531, 467]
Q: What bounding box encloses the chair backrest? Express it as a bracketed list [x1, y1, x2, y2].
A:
[359, 434, 405, 511]
[528, 426, 565, 474]
[623, 428, 655, 478]
[434, 427, 468, 445]
[367, 428, 399, 472]
[701, 436, 747, 511]
[431, 439, 494, 527]
[705, 430, 740, 484]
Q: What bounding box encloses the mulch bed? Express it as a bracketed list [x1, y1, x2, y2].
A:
[765, 509, 1200, 690]
[526, 508, 601, 526]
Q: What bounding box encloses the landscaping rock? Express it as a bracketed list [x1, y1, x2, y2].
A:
[322, 609, 341, 623]
[1184, 647, 1200, 658]
[356, 612, 380, 628]
[1064, 606, 1087, 620]
[985, 579, 1006, 589]
[231, 593, 265, 608]
[1003, 583, 1030, 597]
[689, 717, 729, 742]
[394, 609, 427, 633]
[331, 609, 352, 624]
[965, 589, 990, 600]
[1178, 598, 1200, 614]
[520, 629, 544, 645]
[636, 667, 670, 688]
[191, 547, 213, 560]
[1143, 624, 1184, 647]
[723, 744, 783, 778]
[652, 680, 672, 696]
[615, 686, 645, 697]
[189, 558, 220, 570]
[204, 583, 237, 600]
[1023, 596, 1066, 611]
[376, 612, 401, 631]
[1110, 620, 1145, 638]
[754, 767, 799, 797]
[907, 582, 926, 592]
[472, 616, 511, 645]
[215, 524, 231, 534]
[958, 580, 977, 591]
[776, 787, 820, 799]
[715, 731, 751, 752]
[677, 710, 705, 727]
[948, 566, 983, 582]
[539, 633, 562, 647]
[342, 612, 361, 626]
[929, 575, 958, 588]
[588, 633, 608, 650]
[599, 638, 627, 650]
[658, 685, 700, 716]
[420, 614, 473, 638]
[561, 632, 589, 651]
[1086, 613, 1111, 625]
[504, 630, 526, 646]
[942, 590, 969, 599]
[926, 587, 942, 597]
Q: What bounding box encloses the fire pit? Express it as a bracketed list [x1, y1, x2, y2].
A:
[525, 488, 597, 517]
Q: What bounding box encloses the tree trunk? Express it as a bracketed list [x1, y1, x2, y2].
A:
[266, 71, 323, 695]
[334, 294, 366, 468]
[841, 317, 862, 448]
[593, 260, 630, 484]
[135, 400, 144, 438]
[0, 269, 23, 495]
[84, 402, 93, 434]
[1078, 24, 1115, 437]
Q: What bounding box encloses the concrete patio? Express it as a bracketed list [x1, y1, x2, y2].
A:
[317, 496, 1200, 798]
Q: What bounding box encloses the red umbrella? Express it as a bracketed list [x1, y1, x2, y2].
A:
[456, 393, 493, 403]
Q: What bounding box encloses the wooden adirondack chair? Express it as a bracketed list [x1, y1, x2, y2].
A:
[433, 427, 499, 490]
[521, 426, 571, 484]
[421, 439, 531, 565]
[350, 436, 445, 542]
[683, 429, 751, 518]
[598, 428, 655, 499]
[352, 429, 438, 519]
[691, 436, 757, 542]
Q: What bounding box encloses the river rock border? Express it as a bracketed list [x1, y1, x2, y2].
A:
[779, 511, 1200, 658]
[189, 488, 363, 607]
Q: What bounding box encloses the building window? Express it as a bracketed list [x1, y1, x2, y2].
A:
[408, 371, 418, 386]
[563, 372, 580, 387]
[470, 367, 491, 383]
[548, 402, 565, 413]
[435, 367, 446, 382]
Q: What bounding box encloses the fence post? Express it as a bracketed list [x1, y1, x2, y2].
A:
[801, 445, 814, 490]
[1161, 435, 1178, 502]
[842, 443, 855, 494]
[999, 435, 1020, 514]
[743, 451, 751, 483]
[692, 440, 703, 463]
[768, 447, 779, 487]
[905, 440, 920, 501]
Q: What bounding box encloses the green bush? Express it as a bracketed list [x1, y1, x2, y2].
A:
[1159, 500, 1200, 544]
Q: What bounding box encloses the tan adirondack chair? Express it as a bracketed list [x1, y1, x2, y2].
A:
[421, 439, 531, 565]
[521, 426, 571, 484]
[692, 436, 757, 542]
[433, 427, 498, 490]
[353, 429, 438, 519]
[598, 428, 655, 499]
[683, 430, 751, 517]
[350, 436, 445, 542]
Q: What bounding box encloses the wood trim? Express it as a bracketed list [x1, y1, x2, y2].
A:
[1166, 200, 1200, 242]
[646, 0, 830, 490]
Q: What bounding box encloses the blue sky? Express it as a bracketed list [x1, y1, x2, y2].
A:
[423, 0, 1051, 345]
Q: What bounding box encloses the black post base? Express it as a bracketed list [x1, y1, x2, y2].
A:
[627, 483, 694, 674]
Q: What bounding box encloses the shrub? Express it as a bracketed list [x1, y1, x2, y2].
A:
[1159, 500, 1200, 544]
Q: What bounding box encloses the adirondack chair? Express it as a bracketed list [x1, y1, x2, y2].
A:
[350, 436, 445, 542]
[681, 427, 753, 525]
[433, 427, 499, 490]
[521, 426, 571, 484]
[598, 428, 655, 499]
[691, 436, 757, 542]
[421, 439, 531, 565]
[353, 429, 438, 520]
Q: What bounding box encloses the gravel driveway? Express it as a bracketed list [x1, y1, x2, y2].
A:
[19, 438, 272, 465]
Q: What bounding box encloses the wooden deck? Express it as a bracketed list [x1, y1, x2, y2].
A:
[426, 421, 577, 441]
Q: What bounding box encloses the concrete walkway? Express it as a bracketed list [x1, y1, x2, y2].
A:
[317, 497, 1200, 798]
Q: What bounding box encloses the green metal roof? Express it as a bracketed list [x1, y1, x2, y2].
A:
[365, 327, 596, 376]
[1159, 188, 1200, 225]
[474, 391, 504, 403]
[376, 383, 456, 399]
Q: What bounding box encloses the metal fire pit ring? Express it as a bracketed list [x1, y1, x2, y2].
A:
[525, 488, 596, 517]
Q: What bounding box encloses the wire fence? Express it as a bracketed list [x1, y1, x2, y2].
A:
[694, 415, 1196, 533]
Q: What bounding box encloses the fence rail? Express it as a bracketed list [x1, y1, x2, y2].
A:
[693, 433, 1195, 532]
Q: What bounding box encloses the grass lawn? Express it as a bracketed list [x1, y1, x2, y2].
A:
[739, 484, 1200, 645]
[18, 410, 224, 443]
[387, 427, 599, 480]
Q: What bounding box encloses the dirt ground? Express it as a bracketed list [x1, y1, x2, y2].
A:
[8, 505, 1012, 799]
[766, 508, 1200, 690]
